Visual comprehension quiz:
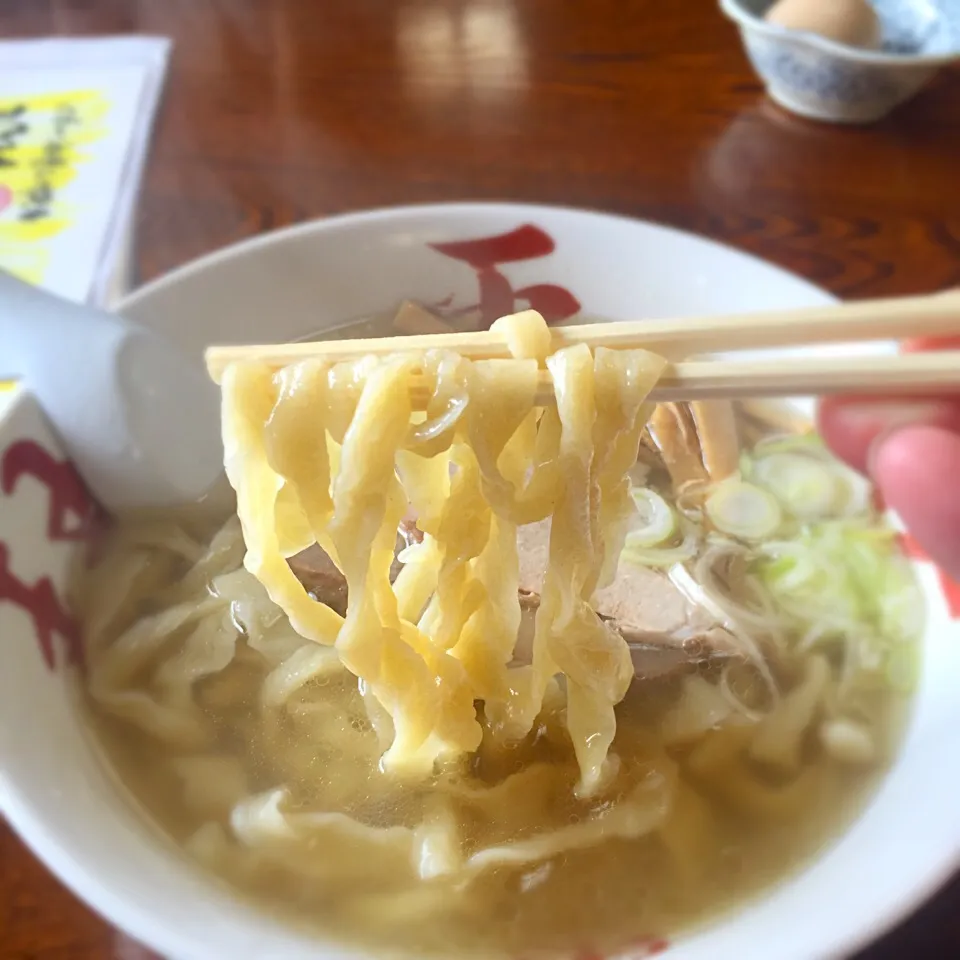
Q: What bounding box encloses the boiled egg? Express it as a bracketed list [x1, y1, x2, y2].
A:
[764, 0, 883, 50]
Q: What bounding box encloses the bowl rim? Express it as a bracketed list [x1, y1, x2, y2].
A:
[121, 200, 833, 317]
[718, 0, 960, 67]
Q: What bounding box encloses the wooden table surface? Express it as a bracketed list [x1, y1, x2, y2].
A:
[2, 0, 959, 957]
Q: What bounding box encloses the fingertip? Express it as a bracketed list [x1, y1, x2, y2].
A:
[816, 398, 960, 478]
[816, 396, 868, 474]
[872, 425, 960, 581]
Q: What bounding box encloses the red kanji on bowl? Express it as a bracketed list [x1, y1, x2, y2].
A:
[0, 439, 105, 671]
[429, 224, 582, 329]
[513, 935, 669, 960]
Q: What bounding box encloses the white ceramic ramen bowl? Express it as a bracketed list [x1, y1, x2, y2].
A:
[1, 203, 958, 960]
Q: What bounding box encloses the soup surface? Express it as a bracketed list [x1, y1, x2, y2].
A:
[77, 307, 922, 959]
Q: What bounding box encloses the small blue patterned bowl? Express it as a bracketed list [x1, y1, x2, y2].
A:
[719, 0, 960, 123]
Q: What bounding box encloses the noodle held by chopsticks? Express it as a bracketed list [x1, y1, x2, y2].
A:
[220, 311, 665, 793]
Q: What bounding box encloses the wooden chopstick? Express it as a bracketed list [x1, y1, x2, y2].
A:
[643, 352, 960, 403]
[401, 352, 960, 407]
[205, 291, 960, 382]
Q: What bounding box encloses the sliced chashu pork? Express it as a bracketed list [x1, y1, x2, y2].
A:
[290, 528, 418, 616]
[513, 518, 740, 678]
[287, 516, 738, 680]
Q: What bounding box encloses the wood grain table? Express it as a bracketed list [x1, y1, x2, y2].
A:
[1, 0, 959, 957]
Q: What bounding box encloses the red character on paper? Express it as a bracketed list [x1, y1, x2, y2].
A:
[429, 224, 581, 329]
[0, 440, 105, 671]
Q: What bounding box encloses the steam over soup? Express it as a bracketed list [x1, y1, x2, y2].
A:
[77, 308, 921, 958]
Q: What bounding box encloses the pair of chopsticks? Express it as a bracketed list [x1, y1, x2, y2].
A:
[204, 291, 960, 405]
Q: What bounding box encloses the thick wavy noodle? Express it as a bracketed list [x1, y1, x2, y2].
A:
[221, 311, 665, 789]
[78, 307, 921, 960]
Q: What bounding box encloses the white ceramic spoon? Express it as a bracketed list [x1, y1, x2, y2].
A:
[0, 270, 224, 512]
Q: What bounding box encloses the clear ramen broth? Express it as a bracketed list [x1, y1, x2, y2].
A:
[77, 305, 922, 959]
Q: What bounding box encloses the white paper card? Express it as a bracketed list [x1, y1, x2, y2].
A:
[0, 37, 170, 305]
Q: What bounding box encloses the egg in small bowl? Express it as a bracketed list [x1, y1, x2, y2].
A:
[719, 0, 960, 123]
